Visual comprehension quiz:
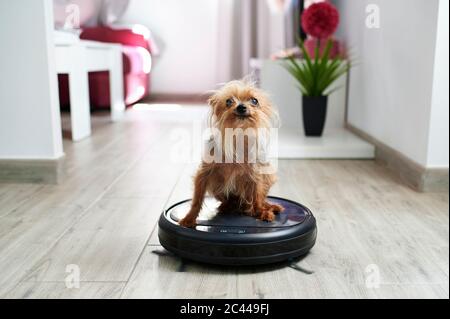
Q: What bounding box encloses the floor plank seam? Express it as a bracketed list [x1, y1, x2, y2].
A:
[0, 185, 45, 219]
[2, 121, 145, 220]
[19, 280, 128, 284]
[13, 129, 166, 290]
[119, 163, 188, 298]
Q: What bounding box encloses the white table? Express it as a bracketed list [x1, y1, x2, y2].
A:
[55, 37, 125, 141]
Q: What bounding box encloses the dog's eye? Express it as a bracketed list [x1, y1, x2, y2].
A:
[226, 98, 234, 107]
[250, 97, 259, 105]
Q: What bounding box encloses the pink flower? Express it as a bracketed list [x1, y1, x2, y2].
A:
[302, 2, 340, 39]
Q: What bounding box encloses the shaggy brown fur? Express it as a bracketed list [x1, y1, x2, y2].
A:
[179, 80, 284, 228]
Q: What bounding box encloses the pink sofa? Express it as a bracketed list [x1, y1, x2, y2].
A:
[58, 25, 155, 109]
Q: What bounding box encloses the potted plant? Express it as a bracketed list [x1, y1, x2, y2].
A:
[282, 2, 351, 137]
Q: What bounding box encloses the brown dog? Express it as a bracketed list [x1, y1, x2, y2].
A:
[179, 80, 283, 228]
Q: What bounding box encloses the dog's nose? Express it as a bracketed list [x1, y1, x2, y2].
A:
[236, 104, 247, 114]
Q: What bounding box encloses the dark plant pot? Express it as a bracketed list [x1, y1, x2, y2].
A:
[302, 96, 328, 137]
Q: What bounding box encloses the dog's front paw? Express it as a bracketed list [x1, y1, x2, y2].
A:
[270, 204, 284, 214]
[259, 209, 276, 222]
[179, 217, 197, 228]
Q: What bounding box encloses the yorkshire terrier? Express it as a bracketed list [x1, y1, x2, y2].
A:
[179, 80, 284, 228]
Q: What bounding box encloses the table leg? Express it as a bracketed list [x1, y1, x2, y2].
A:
[69, 46, 91, 141]
[109, 47, 125, 121]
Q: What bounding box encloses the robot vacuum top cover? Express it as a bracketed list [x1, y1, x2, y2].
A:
[158, 196, 317, 266]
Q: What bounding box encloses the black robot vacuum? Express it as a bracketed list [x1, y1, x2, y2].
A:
[158, 196, 317, 266]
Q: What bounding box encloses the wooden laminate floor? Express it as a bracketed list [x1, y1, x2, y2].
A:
[0, 105, 448, 299]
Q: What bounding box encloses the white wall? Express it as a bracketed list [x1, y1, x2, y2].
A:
[119, 0, 220, 94]
[0, 0, 63, 160]
[336, 0, 445, 168]
[427, 0, 449, 168]
[119, 0, 290, 94]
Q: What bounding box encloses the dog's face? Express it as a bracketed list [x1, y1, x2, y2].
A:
[208, 81, 275, 131]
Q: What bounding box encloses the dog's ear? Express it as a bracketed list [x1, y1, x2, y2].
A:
[206, 92, 221, 127]
[207, 93, 220, 110]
